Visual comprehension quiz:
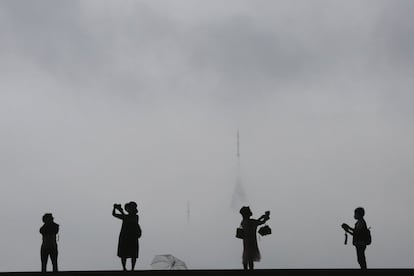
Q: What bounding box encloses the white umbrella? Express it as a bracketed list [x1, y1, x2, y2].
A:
[151, 254, 188, 270]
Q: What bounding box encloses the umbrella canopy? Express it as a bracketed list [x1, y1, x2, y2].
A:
[151, 254, 188, 270]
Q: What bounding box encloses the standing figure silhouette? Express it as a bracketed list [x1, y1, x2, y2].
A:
[342, 207, 370, 270]
[113, 201, 140, 271]
[40, 213, 59, 272]
[239, 206, 270, 270]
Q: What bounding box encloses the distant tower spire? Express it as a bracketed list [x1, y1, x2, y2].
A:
[231, 129, 248, 209]
[187, 200, 190, 223]
[237, 129, 240, 159]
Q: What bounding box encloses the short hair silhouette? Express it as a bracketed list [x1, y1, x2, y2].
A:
[40, 213, 59, 272]
[42, 213, 53, 223]
[355, 207, 365, 217]
[240, 206, 252, 218]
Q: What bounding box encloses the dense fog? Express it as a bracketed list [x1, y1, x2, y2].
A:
[1, 0, 414, 271]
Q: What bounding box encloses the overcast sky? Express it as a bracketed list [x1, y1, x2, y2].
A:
[1, 0, 414, 271]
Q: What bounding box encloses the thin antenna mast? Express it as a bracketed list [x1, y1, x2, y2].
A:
[187, 200, 190, 223]
[231, 129, 247, 209]
[237, 129, 240, 159]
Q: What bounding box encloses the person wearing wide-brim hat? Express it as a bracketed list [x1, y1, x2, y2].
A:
[239, 206, 270, 270]
[113, 201, 141, 271]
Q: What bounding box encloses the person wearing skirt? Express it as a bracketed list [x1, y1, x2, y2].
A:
[113, 201, 140, 271]
[239, 206, 270, 270]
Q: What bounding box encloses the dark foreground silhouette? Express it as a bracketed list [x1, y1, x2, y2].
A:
[2, 269, 414, 276]
[112, 202, 142, 271]
[342, 207, 371, 270]
[237, 206, 271, 270]
[40, 213, 59, 272]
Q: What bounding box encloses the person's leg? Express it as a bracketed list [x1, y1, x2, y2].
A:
[51, 248, 58, 272]
[243, 262, 248, 270]
[248, 260, 254, 270]
[131, 258, 137, 271]
[121, 257, 127, 271]
[41, 247, 48, 272]
[356, 245, 367, 270]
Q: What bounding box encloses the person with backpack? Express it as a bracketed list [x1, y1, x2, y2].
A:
[40, 213, 59, 272]
[342, 207, 371, 270]
[113, 201, 141, 271]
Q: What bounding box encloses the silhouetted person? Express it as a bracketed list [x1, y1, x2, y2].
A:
[40, 213, 59, 272]
[112, 201, 141, 271]
[239, 206, 270, 270]
[342, 207, 370, 270]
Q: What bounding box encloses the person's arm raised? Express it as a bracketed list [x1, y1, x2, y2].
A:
[112, 205, 125, 219]
[258, 212, 270, 225]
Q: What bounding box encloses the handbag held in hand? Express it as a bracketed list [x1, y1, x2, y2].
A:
[258, 225, 272, 236]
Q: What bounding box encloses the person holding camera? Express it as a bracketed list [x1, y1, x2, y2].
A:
[342, 207, 370, 270]
[112, 202, 141, 271]
[239, 206, 270, 270]
[40, 213, 59, 272]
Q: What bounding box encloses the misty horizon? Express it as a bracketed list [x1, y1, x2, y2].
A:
[1, 0, 414, 271]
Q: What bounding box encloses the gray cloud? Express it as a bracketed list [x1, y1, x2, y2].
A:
[1, 0, 414, 271]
